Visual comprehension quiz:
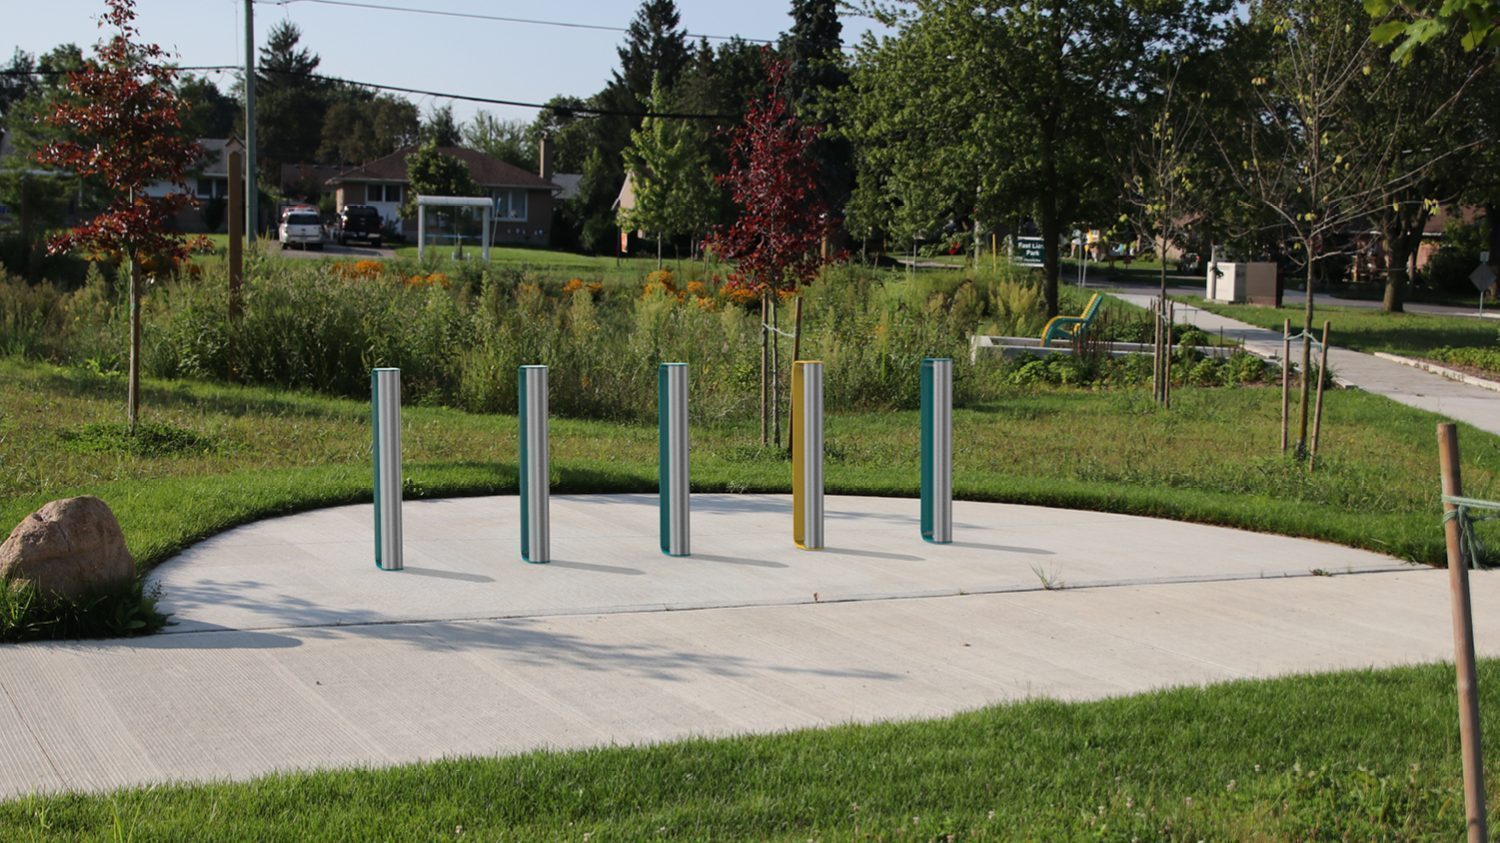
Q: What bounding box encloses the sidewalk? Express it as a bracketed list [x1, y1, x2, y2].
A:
[1, 493, 1488, 799]
[1109, 291, 1500, 437]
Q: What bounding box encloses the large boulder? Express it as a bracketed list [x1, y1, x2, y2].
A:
[0, 496, 135, 599]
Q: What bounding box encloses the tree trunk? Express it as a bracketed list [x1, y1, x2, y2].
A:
[1040, 175, 1060, 317]
[1383, 228, 1410, 314]
[1487, 203, 1500, 269]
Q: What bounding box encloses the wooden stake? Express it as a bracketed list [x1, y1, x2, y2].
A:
[1309, 320, 1330, 469]
[771, 294, 781, 449]
[759, 295, 768, 447]
[1438, 423, 1488, 843]
[227, 149, 244, 321]
[1151, 300, 1161, 404]
[1280, 319, 1291, 454]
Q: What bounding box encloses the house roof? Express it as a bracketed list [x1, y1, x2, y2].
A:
[328, 146, 558, 191]
[281, 162, 345, 193]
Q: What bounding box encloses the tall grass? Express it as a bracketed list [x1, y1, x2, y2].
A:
[1, 257, 1145, 421]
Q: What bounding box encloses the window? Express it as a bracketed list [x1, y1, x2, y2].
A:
[196, 178, 227, 199]
[493, 188, 528, 221]
[367, 184, 403, 203]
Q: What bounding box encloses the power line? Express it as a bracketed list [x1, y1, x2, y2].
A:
[254, 0, 775, 45]
[1, 64, 742, 121]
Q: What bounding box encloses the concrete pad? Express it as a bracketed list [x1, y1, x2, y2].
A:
[4, 569, 1500, 799]
[147, 494, 1407, 632]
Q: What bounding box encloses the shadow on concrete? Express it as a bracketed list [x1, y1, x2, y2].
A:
[691, 553, 789, 569]
[402, 567, 495, 583]
[821, 547, 924, 562]
[946, 541, 1055, 556]
[546, 560, 646, 576]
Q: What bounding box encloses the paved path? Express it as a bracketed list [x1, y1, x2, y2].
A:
[2, 493, 1494, 800]
[1110, 291, 1500, 437]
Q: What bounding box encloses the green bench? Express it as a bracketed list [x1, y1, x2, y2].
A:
[1041, 292, 1104, 348]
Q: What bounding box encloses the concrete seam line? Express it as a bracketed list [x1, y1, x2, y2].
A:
[1373, 352, 1500, 394]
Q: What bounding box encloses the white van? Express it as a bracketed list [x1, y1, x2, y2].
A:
[279, 211, 323, 250]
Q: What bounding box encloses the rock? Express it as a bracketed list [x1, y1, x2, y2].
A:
[0, 496, 135, 599]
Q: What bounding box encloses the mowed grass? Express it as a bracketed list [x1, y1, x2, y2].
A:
[4, 660, 1500, 839]
[2, 357, 1496, 571]
[1187, 297, 1500, 359]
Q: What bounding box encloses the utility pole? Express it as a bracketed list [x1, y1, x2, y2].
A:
[244, 0, 257, 243]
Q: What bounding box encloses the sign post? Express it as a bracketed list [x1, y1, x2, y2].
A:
[792, 361, 825, 550]
[658, 363, 690, 557]
[920, 358, 953, 543]
[519, 365, 550, 563]
[371, 367, 403, 571]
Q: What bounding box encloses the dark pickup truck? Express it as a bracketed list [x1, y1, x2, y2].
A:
[333, 205, 384, 247]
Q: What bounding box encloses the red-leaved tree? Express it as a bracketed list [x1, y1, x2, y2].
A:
[35, 0, 204, 430]
[708, 55, 829, 446]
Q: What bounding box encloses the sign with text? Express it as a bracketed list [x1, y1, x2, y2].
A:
[1015, 236, 1045, 267]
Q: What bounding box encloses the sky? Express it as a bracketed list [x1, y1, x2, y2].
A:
[2, 0, 889, 126]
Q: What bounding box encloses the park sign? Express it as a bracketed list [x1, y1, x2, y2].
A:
[1015, 236, 1045, 267]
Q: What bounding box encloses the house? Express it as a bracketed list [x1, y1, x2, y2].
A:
[139, 137, 236, 233]
[326, 145, 560, 245]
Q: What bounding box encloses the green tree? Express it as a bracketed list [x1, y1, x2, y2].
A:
[177, 74, 237, 139]
[620, 74, 716, 264]
[250, 21, 329, 177]
[419, 104, 462, 147]
[1369, 0, 1500, 60]
[463, 111, 537, 172]
[0, 45, 86, 279]
[782, 0, 854, 232]
[318, 94, 418, 165]
[848, 0, 1224, 315]
[403, 142, 481, 249]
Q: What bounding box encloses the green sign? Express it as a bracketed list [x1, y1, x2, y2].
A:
[1015, 236, 1044, 267]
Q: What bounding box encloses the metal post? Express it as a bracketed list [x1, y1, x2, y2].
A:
[371, 368, 403, 571]
[1438, 423, 1488, 843]
[244, 0, 256, 243]
[920, 358, 953, 543]
[417, 205, 426, 262]
[791, 360, 824, 550]
[519, 365, 550, 563]
[658, 363, 690, 556]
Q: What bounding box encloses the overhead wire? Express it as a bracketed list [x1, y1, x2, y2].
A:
[253, 0, 774, 44]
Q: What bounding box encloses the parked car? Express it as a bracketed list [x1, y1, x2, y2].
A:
[279, 210, 323, 250]
[333, 205, 383, 247]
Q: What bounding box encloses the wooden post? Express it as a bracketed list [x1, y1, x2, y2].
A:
[127, 254, 140, 431]
[787, 295, 803, 451]
[227, 150, 244, 320]
[1151, 300, 1162, 405]
[760, 295, 769, 447]
[771, 294, 781, 449]
[1280, 319, 1291, 454]
[1438, 423, 1488, 843]
[1309, 320, 1331, 469]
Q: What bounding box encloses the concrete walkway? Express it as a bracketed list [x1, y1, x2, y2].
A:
[1109, 291, 1500, 437]
[1, 493, 1494, 799]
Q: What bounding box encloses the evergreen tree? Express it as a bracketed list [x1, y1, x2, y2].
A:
[781, 0, 853, 235]
[250, 21, 328, 177]
[419, 104, 462, 147]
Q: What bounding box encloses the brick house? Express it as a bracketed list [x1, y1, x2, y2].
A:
[326, 146, 559, 245]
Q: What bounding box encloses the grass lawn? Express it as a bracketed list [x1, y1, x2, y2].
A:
[3, 660, 1500, 839]
[1185, 297, 1499, 359]
[2, 357, 1497, 573]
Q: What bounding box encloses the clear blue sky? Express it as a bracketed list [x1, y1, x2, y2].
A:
[2, 0, 886, 126]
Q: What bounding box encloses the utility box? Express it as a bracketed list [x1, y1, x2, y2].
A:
[1207, 261, 1278, 305]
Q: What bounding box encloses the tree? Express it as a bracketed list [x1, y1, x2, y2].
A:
[249, 21, 328, 177]
[782, 0, 855, 234]
[318, 94, 418, 165]
[0, 49, 40, 125]
[621, 74, 716, 265]
[1368, 0, 1500, 60]
[177, 74, 237, 139]
[848, 0, 1225, 315]
[0, 45, 86, 278]
[575, 0, 692, 252]
[707, 57, 828, 447]
[419, 104, 462, 147]
[463, 111, 537, 172]
[35, 0, 204, 430]
[1216, 0, 1481, 452]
